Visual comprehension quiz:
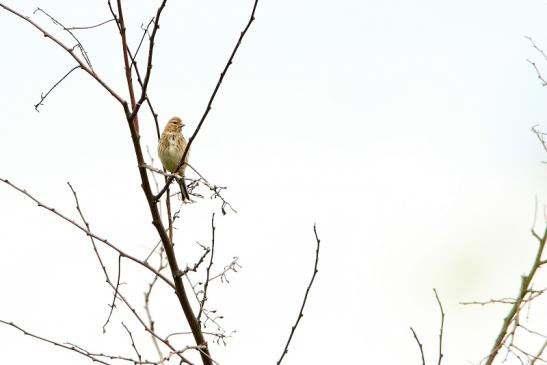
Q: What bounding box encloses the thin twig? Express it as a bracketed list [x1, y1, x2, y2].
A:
[527, 59, 547, 87]
[532, 125, 547, 154]
[34, 65, 81, 111]
[131, 18, 154, 71]
[126, 0, 168, 125]
[0, 178, 174, 289]
[0, 320, 110, 364]
[144, 246, 168, 363]
[0, 3, 125, 104]
[277, 224, 321, 365]
[122, 322, 143, 364]
[410, 327, 426, 365]
[103, 254, 122, 333]
[525, 36, 547, 62]
[199, 213, 216, 323]
[34, 7, 94, 69]
[433, 288, 445, 365]
[67, 18, 115, 30]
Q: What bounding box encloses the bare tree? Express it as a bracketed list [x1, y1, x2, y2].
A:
[0, 2, 321, 365]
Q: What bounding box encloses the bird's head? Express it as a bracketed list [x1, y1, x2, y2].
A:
[165, 116, 185, 133]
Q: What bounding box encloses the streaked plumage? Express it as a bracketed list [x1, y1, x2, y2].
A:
[158, 116, 190, 201]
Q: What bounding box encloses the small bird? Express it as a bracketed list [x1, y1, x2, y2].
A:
[158, 116, 190, 201]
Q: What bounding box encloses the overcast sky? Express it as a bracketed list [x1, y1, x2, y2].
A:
[1, 0, 547, 364]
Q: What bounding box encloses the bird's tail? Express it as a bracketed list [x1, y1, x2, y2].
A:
[178, 176, 190, 202]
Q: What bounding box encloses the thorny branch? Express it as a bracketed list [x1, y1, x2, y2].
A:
[277, 224, 321, 365]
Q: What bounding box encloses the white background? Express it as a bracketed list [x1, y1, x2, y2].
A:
[1, 0, 547, 364]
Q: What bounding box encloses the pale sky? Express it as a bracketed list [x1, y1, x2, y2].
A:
[1, 1, 547, 364]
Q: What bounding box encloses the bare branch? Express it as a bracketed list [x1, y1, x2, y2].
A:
[103, 254, 122, 333]
[525, 36, 547, 62]
[0, 321, 100, 364]
[0, 178, 174, 289]
[123, 0, 168, 125]
[34, 65, 81, 111]
[34, 7, 94, 69]
[198, 213, 217, 323]
[532, 125, 547, 154]
[531, 340, 547, 365]
[122, 322, 143, 364]
[0, 3, 125, 105]
[527, 59, 547, 87]
[144, 245, 168, 363]
[67, 18, 115, 31]
[277, 224, 321, 365]
[410, 327, 426, 365]
[433, 289, 445, 365]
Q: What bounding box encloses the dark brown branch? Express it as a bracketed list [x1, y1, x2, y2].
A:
[155, 0, 259, 201]
[433, 289, 445, 365]
[410, 327, 426, 365]
[116, 0, 141, 132]
[35, 65, 81, 111]
[277, 224, 321, 365]
[107, 3, 161, 139]
[114, 2, 213, 361]
[0, 2, 125, 105]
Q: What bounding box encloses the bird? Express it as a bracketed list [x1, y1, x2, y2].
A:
[158, 116, 191, 201]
